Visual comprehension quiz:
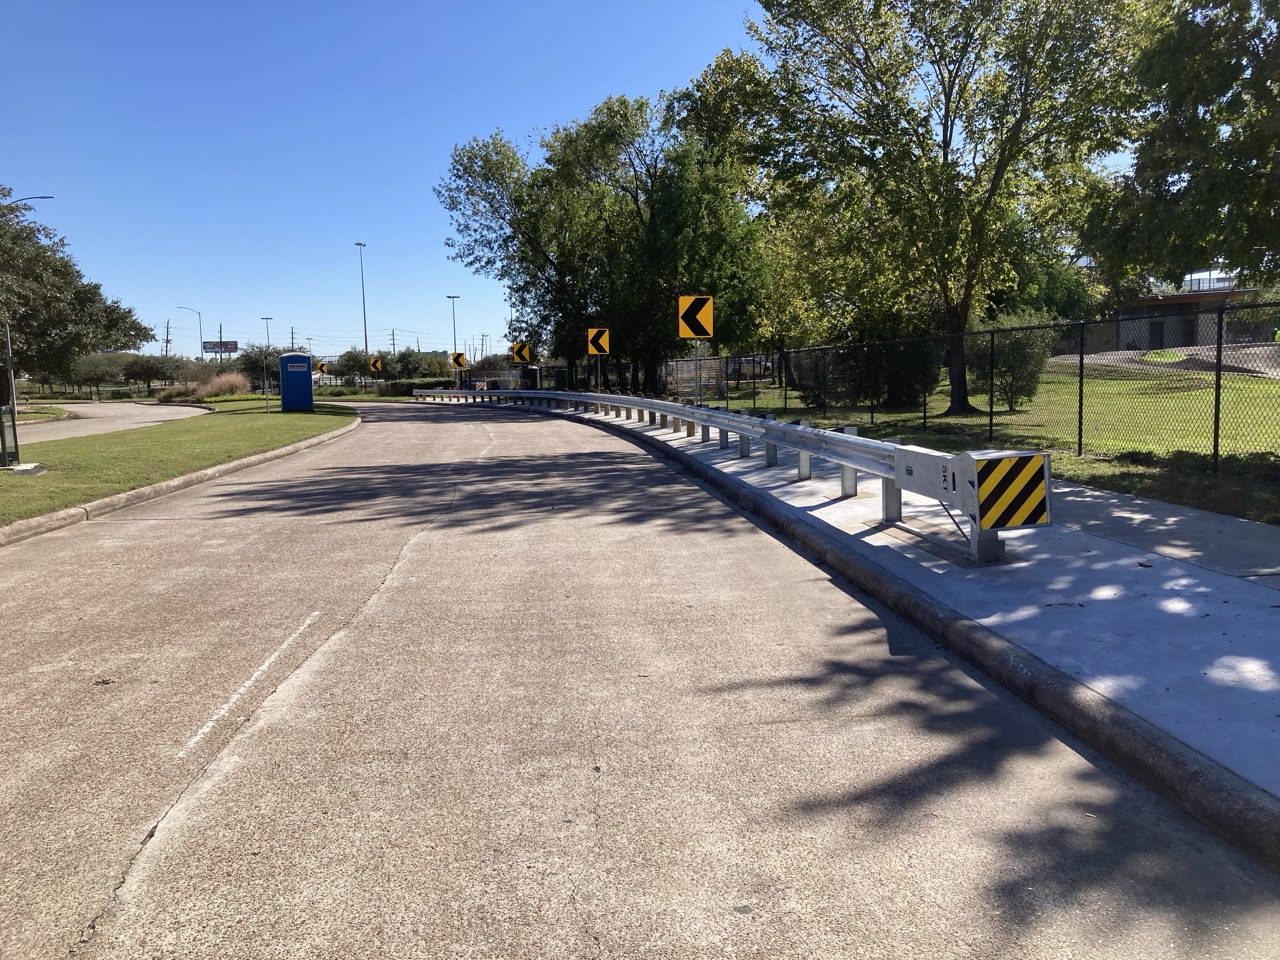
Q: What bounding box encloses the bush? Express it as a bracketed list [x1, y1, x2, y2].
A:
[155, 385, 193, 403]
[968, 309, 1059, 412]
[315, 385, 362, 397]
[378, 377, 456, 397]
[194, 371, 251, 400]
[107, 389, 134, 400]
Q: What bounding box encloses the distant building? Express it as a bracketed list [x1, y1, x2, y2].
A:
[1116, 270, 1264, 350]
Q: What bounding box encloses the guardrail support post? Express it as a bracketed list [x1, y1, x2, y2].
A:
[701, 422, 711, 443]
[835, 426, 858, 496]
[648, 410, 656, 426]
[719, 426, 729, 449]
[764, 413, 778, 466]
[672, 415, 682, 433]
[686, 418, 696, 437]
[969, 525, 1006, 561]
[738, 433, 750, 458]
[797, 420, 812, 479]
[660, 413, 668, 428]
[881, 476, 902, 523]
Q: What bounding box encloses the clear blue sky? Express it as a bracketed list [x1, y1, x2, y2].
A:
[4, 0, 757, 360]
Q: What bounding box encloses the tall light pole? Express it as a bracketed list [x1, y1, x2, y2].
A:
[447, 295, 460, 387]
[355, 242, 369, 359]
[261, 317, 273, 413]
[178, 306, 203, 363]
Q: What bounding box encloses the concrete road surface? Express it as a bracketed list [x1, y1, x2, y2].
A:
[15, 401, 207, 445]
[2, 403, 1277, 959]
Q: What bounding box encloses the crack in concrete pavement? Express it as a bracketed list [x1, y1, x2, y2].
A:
[67, 422, 500, 956]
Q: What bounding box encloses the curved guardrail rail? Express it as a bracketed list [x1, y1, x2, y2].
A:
[415, 388, 1051, 560]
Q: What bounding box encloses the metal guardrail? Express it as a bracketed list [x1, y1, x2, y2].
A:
[416, 388, 1051, 560]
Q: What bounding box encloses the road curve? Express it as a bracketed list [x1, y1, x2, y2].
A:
[15, 401, 207, 445]
[1, 402, 1277, 959]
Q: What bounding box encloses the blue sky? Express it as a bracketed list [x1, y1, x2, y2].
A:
[4, 1, 757, 360]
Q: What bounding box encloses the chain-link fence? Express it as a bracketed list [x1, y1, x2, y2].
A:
[657, 301, 1280, 471]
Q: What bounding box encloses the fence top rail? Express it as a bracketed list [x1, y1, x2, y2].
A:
[428, 388, 903, 477]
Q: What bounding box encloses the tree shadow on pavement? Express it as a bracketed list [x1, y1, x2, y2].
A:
[702, 602, 1280, 952]
[206, 449, 750, 541]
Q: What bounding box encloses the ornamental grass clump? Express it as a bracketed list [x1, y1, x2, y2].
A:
[194, 372, 251, 401]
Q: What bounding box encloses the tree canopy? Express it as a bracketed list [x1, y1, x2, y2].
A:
[750, 0, 1142, 411]
[436, 95, 770, 392]
[1, 186, 151, 403]
[1082, 0, 1280, 289]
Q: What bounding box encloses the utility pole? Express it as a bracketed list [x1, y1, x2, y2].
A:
[163, 320, 172, 357]
[391, 329, 396, 353]
[291, 327, 295, 350]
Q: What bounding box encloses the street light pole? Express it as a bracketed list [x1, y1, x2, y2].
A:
[355, 242, 369, 359]
[447, 295, 460, 388]
[262, 317, 273, 413]
[178, 306, 203, 363]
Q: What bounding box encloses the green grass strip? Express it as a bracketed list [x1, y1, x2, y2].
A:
[1, 406, 356, 525]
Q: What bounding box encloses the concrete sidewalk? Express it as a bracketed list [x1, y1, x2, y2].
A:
[550, 400, 1280, 872]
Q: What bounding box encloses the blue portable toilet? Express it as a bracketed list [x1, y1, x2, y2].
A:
[278, 352, 314, 412]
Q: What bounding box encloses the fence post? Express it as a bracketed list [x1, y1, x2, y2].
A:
[1213, 304, 1225, 474]
[988, 329, 996, 443]
[1077, 321, 1086, 457]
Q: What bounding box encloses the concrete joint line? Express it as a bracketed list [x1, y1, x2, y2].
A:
[525, 402, 1280, 876]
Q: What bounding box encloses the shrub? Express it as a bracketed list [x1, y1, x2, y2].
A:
[107, 389, 134, 401]
[194, 371, 251, 400]
[315, 385, 362, 397]
[968, 309, 1059, 412]
[378, 377, 456, 397]
[155, 385, 194, 403]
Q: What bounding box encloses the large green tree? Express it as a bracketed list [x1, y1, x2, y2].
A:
[751, 0, 1142, 412]
[1083, 1, 1279, 288]
[2, 187, 152, 403]
[436, 95, 769, 393]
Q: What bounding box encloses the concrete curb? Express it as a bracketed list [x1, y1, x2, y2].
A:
[553, 403, 1280, 875]
[0, 418, 361, 549]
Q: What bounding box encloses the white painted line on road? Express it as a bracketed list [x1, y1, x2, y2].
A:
[177, 611, 322, 759]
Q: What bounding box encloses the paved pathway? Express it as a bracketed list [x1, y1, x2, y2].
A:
[14, 401, 206, 445]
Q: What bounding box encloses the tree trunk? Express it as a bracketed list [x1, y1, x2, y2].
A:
[943, 302, 981, 415]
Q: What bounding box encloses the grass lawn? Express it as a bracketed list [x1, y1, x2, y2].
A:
[13, 405, 69, 423]
[1, 404, 355, 526]
[713, 365, 1280, 526]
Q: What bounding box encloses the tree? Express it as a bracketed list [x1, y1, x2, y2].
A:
[967, 308, 1059, 411]
[235, 343, 282, 389]
[436, 95, 770, 394]
[751, 0, 1142, 412]
[1082, 1, 1280, 288]
[74, 353, 127, 398]
[1, 186, 152, 404]
[122, 353, 179, 393]
[331, 347, 368, 386]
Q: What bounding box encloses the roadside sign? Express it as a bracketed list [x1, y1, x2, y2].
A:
[678, 296, 713, 338]
[587, 328, 609, 355]
[316, 361, 328, 375]
[202, 340, 239, 353]
[369, 356, 382, 373]
[512, 342, 531, 363]
[451, 352, 467, 368]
